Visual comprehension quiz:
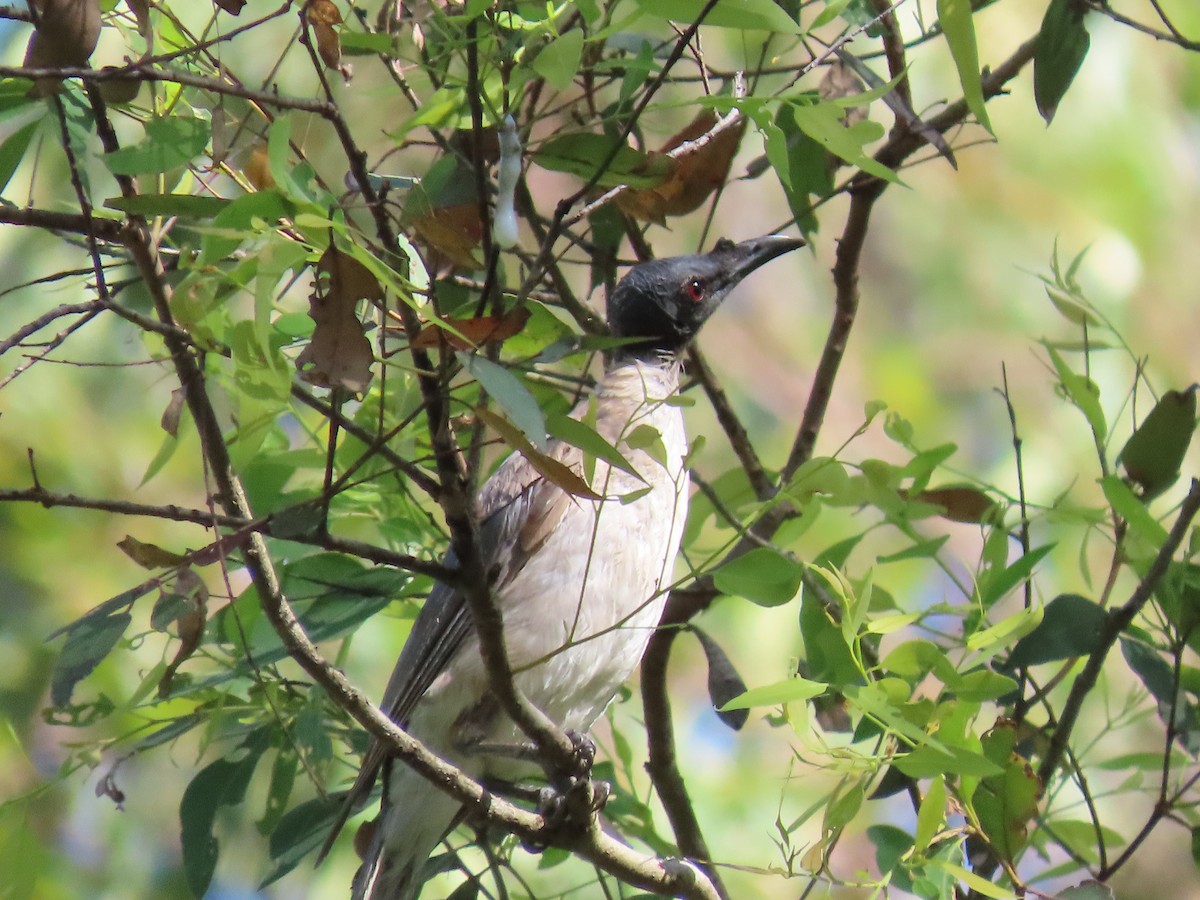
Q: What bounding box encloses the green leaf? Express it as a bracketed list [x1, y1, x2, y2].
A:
[150, 592, 194, 631]
[257, 749, 298, 836]
[534, 133, 672, 189]
[104, 115, 210, 175]
[812, 0, 855, 28]
[980, 543, 1055, 608]
[720, 674, 826, 710]
[973, 724, 1042, 862]
[104, 193, 230, 218]
[801, 588, 863, 685]
[913, 774, 946, 853]
[1118, 386, 1198, 499]
[966, 604, 1044, 659]
[0, 118, 39, 197]
[896, 745, 1004, 779]
[788, 100, 899, 184]
[531, 30, 584, 91]
[1034, 0, 1091, 125]
[936, 0, 993, 133]
[547, 413, 645, 482]
[951, 668, 1019, 702]
[199, 189, 292, 264]
[1003, 593, 1106, 669]
[1100, 474, 1169, 546]
[460, 353, 547, 450]
[869, 824, 914, 889]
[712, 547, 804, 607]
[180, 732, 269, 897]
[1044, 344, 1107, 440]
[633, 0, 803, 32]
[624, 423, 667, 467]
[768, 104, 831, 236]
[49, 610, 132, 707]
[927, 861, 1019, 899]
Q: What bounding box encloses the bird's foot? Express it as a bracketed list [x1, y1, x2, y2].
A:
[563, 729, 596, 780]
[520, 777, 610, 853]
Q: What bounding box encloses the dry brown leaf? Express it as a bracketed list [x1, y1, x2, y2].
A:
[117, 534, 188, 569]
[245, 142, 274, 190]
[295, 246, 379, 394]
[477, 406, 602, 501]
[160, 387, 185, 437]
[616, 111, 746, 223]
[157, 568, 208, 698]
[24, 0, 102, 97]
[906, 486, 999, 524]
[213, 0, 246, 13]
[410, 203, 484, 272]
[411, 307, 531, 350]
[304, 0, 346, 76]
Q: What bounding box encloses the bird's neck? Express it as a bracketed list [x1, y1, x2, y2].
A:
[599, 354, 682, 404]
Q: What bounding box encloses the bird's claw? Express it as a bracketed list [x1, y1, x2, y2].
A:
[564, 729, 596, 779]
[519, 771, 611, 854]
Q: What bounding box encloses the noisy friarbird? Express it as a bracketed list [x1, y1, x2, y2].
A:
[322, 235, 803, 899]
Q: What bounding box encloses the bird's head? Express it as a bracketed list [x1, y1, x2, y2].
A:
[607, 234, 804, 360]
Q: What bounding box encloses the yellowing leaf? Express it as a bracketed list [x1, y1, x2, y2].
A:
[117, 535, 188, 569]
[476, 406, 601, 500]
[244, 143, 275, 190]
[410, 203, 483, 271]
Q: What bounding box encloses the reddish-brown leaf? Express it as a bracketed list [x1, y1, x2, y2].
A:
[616, 111, 746, 223]
[213, 0, 246, 13]
[411, 307, 531, 350]
[304, 0, 344, 73]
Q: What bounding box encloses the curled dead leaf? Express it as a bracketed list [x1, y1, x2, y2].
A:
[24, 0, 102, 97]
[295, 246, 379, 394]
[616, 111, 746, 224]
[160, 386, 185, 437]
[304, 0, 349, 79]
[157, 568, 208, 698]
[411, 307, 531, 351]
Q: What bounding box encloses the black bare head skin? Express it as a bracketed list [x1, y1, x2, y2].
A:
[607, 234, 804, 360]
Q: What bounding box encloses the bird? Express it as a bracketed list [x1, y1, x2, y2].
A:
[322, 234, 803, 899]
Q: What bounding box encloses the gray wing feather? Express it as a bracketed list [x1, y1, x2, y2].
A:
[318, 444, 574, 860]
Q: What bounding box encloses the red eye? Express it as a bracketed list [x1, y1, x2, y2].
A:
[686, 279, 704, 302]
